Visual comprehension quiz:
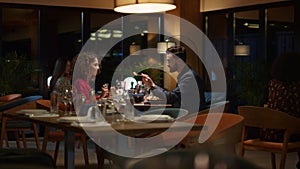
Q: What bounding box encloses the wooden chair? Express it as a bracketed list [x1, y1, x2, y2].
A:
[0, 95, 42, 149]
[125, 147, 263, 169]
[238, 106, 300, 169]
[36, 99, 89, 166]
[0, 94, 22, 106]
[182, 113, 244, 154]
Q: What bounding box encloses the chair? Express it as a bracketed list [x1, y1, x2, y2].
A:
[183, 100, 230, 120]
[125, 148, 263, 169]
[182, 113, 244, 154]
[0, 94, 22, 106]
[36, 99, 89, 166]
[238, 106, 300, 169]
[0, 148, 56, 169]
[140, 108, 189, 119]
[0, 95, 42, 149]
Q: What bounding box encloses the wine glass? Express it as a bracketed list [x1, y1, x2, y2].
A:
[61, 87, 71, 116]
[66, 88, 73, 115]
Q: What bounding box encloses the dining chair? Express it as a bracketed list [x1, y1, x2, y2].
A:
[181, 113, 244, 154]
[0, 148, 56, 169]
[124, 148, 263, 169]
[36, 99, 89, 166]
[238, 106, 300, 169]
[0, 95, 42, 149]
[0, 93, 22, 106]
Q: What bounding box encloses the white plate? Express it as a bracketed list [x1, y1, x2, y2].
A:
[71, 121, 110, 127]
[134, 114, 174, 123]
[17, 109, 49, 116]
[19, 109, 48, 114]
[57, 116, 96, 123]
[30, 114, 59, 118]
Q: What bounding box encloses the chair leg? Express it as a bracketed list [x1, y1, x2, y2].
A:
[21, 130, 27, 149]
[297, 152, 300, 169]
[53, 141, 60, 164]
[0, 116, 7, 148]
[271, 153, 276, 169]
[42, 126, 50, 152]
[239, 143, 245, 156]
[32, 123, 40, 150]
[279, 152, 287, 169]
[4, 132, 9, 148]
[14, 131, 21, 148]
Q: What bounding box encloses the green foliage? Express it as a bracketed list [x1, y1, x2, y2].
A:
[0, 51, 35, 95]
[228, 58, 271, 106]
[114, 55, 164, 86]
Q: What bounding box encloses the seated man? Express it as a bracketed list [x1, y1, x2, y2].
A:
[142, 46, 206, 114]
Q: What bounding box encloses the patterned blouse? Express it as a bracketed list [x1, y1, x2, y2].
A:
[267, 79, 300, 117]
[260, 79, 300, 142]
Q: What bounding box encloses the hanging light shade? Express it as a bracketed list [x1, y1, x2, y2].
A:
[157, 41, 176, 54]
[130, 43, 141, 55]
[234, 45, 250, 56]
[114, 0, 176, 13]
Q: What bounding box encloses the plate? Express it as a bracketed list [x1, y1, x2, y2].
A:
[57, 116, 96, 123]
[134, 114, 174, 123]
[71, 121, 111, 127]
[17, 109, 49, 116]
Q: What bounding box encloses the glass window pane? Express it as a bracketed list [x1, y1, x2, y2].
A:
[267, 5, 294, 61]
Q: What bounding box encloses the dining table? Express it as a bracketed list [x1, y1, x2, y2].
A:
[1, 106, 204, 169]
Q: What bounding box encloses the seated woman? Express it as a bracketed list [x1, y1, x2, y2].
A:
[261, 52, 300, 142]
[72, 52, 109, 104]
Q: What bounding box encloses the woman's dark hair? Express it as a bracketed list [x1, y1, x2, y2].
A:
[73, 52, 99, 81]
[50, 57, 69, 91]
[166, 46, 187, 62]
[271, 52, 300, 82]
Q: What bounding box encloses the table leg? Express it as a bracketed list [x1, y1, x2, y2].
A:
[96, 145, 105, 169]
[64, 130, 75, 169]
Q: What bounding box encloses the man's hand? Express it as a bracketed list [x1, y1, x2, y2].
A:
[141, 73, 155, 88]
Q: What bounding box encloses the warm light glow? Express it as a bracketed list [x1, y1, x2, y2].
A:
[157, 41, 176, 54]
[114, 0, 176, 13]
[234, 45, 250, 56]
[130, 44, 141, 55]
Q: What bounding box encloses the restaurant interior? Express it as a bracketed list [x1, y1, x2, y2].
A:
[0, 0, 299, 169]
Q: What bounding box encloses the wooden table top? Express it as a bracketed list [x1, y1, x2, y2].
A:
[3, 111, 203, 137]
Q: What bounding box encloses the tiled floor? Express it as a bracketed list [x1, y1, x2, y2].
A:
[5, 139, 299, 169]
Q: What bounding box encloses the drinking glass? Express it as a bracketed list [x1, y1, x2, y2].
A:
[66, 88, 73, 115]
[61, 87, 71, 116]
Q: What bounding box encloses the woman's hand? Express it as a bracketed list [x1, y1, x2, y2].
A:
[100, 83, 109, 98]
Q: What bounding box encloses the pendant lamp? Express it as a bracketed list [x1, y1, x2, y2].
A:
[114, 0, 176, 13]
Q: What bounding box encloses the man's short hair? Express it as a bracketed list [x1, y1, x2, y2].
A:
[166, 46, 186, 62]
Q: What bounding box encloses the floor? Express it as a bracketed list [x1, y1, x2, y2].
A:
[5, 139, 299, 169]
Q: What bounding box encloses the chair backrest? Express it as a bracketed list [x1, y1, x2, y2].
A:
[141, 108, 189, 120]
[0, 94, 22, 103]
[238, 106, 300, 132]
[125, 148, 263, 169]
[0, 95, 42, 112]
[183, 100, 230, 120]
[183, 113, 244, 153]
